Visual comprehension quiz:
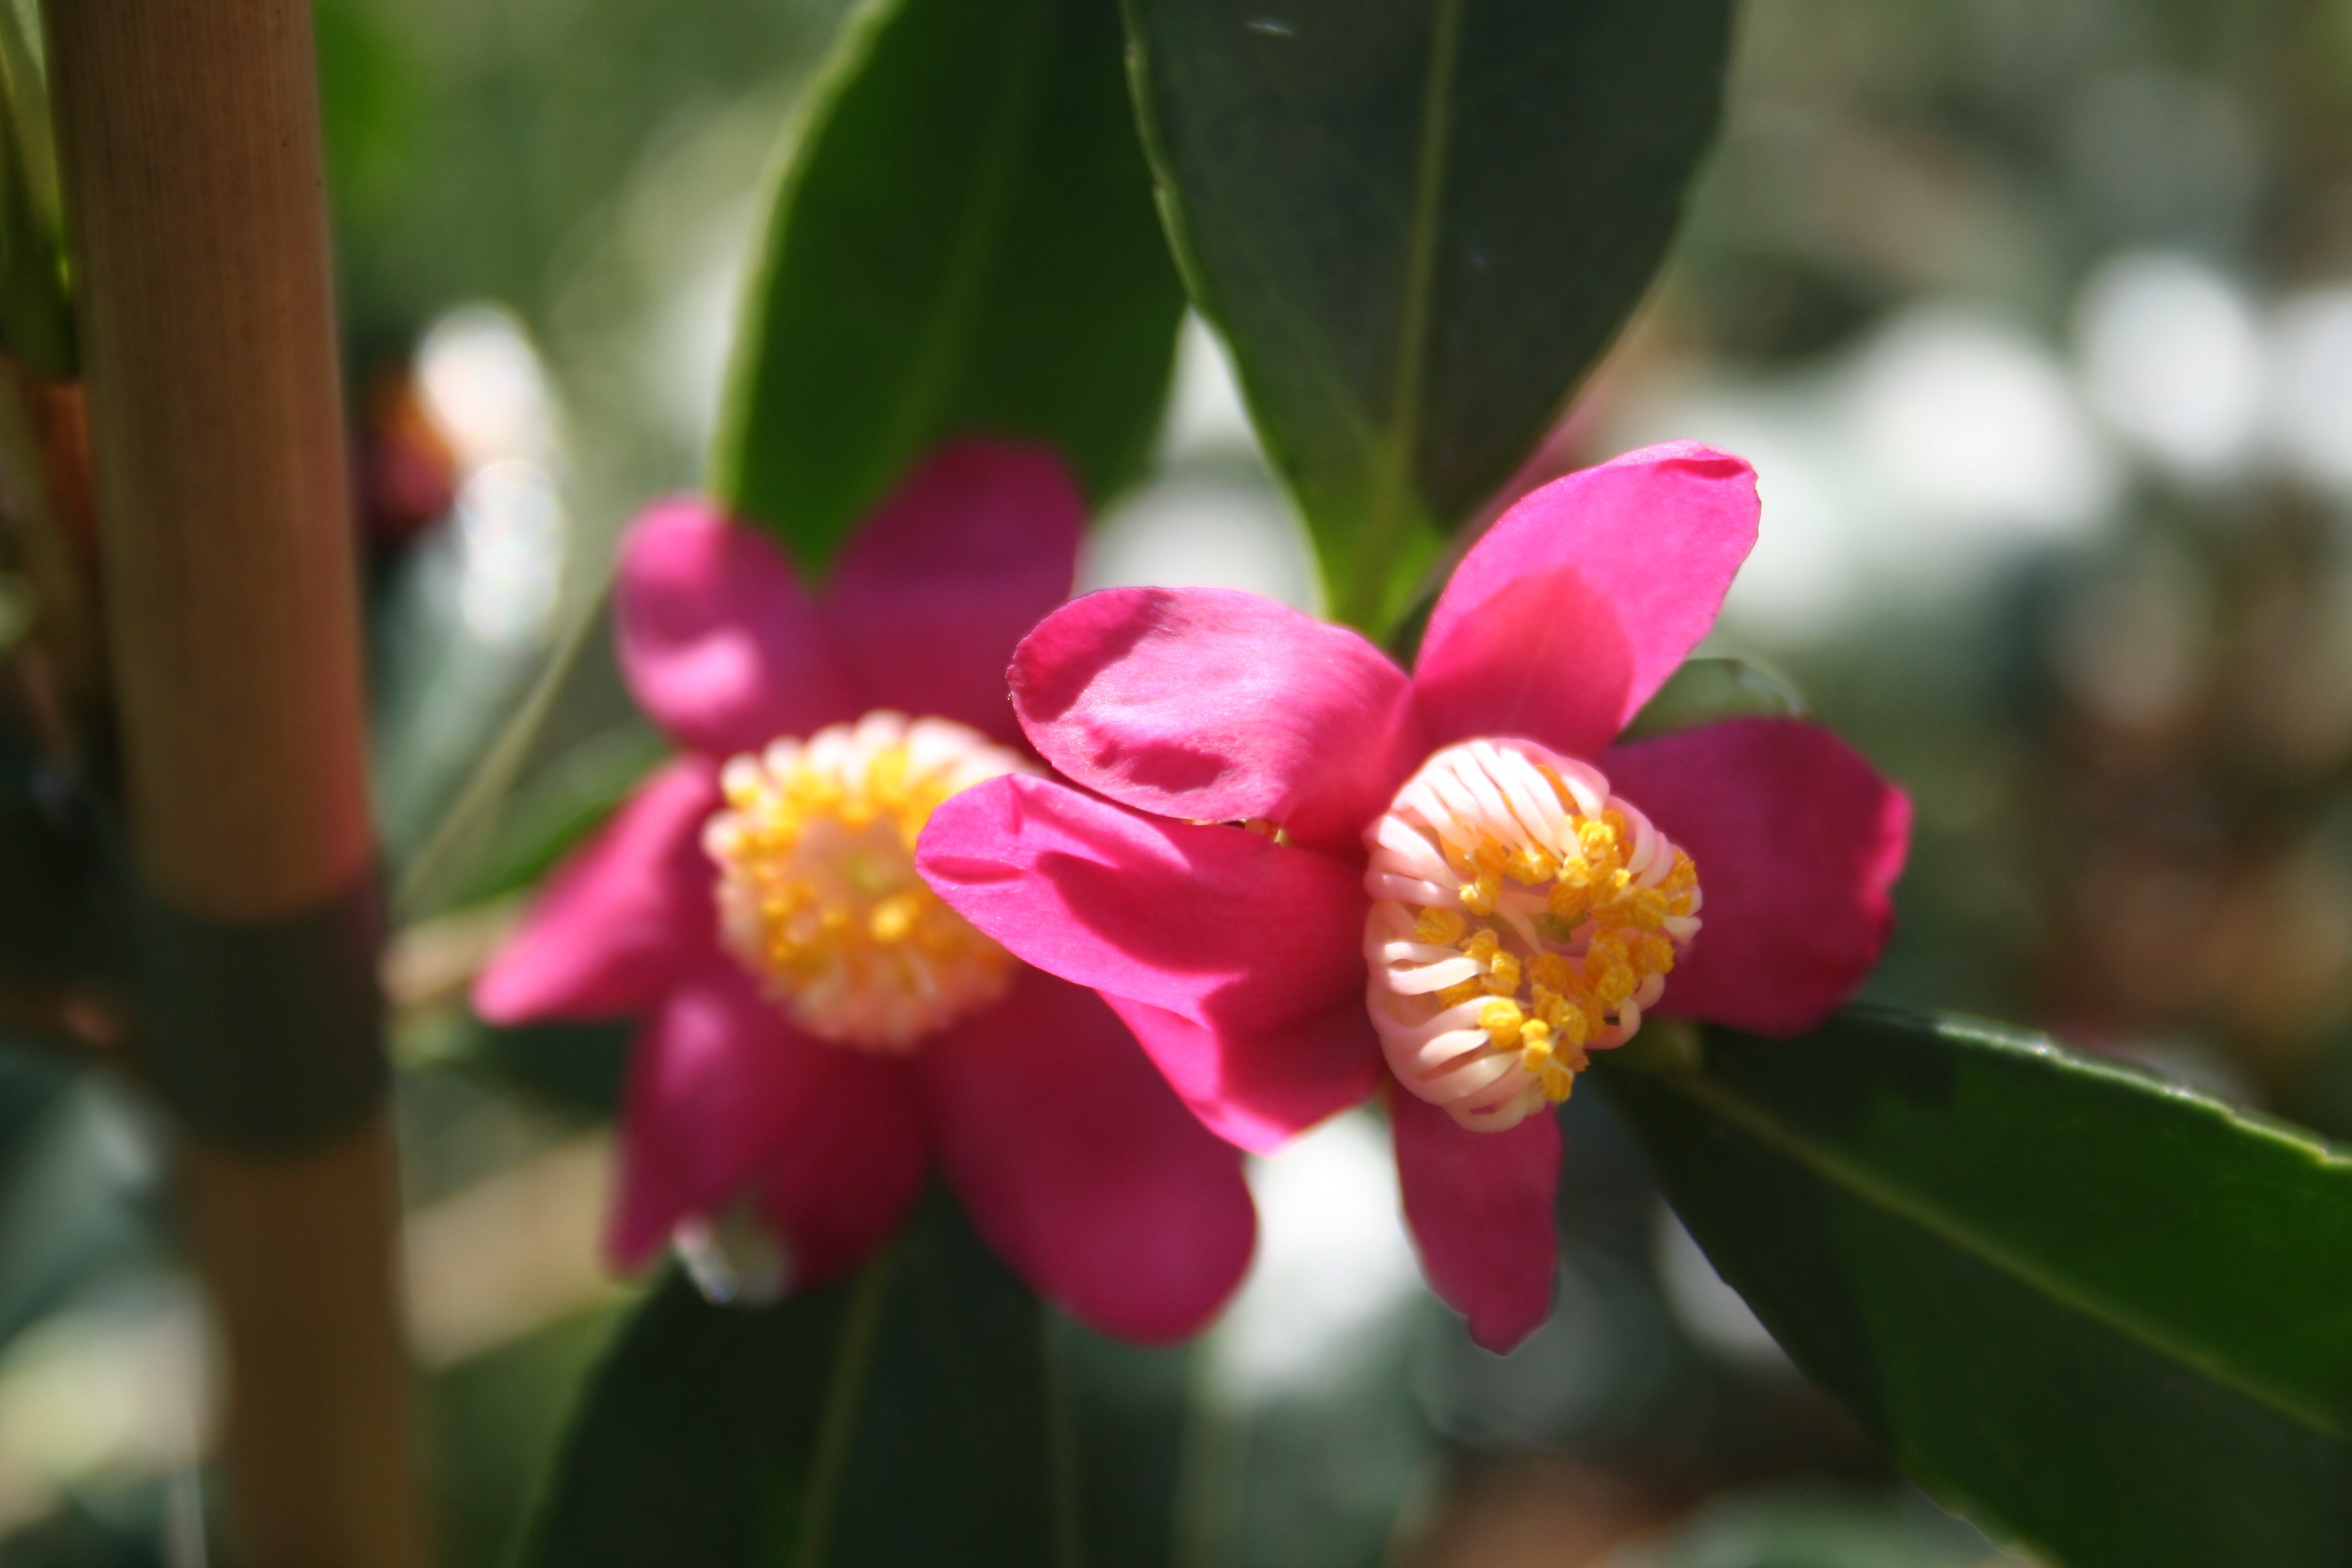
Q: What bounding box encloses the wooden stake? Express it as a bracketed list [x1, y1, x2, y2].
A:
[42, 1, 425, 1564]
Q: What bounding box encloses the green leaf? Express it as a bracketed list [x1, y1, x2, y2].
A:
[0, 0, 69, 380]
[1619, 655, 1803, 742]
[448, 720, 668, 911]
[714, 0, 1185, 576]
[314, 0, 424, 223]
[525, 1188, 1094, 1567]
[1123, 0, 1733, 631]
[1596, 1010, 2352, 1568]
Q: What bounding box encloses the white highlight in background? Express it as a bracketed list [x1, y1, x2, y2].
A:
[1204, 1111, 1422, 1402]
[2076, 251, 2263, 482]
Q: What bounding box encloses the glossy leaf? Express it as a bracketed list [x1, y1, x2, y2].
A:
[714, 0, 1184, 576]
[1596, 1009, 2352, 1568]
[525, 1187, 1178, 1567]
[1123, 0, 1733, 630]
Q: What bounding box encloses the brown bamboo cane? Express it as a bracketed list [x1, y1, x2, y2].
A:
[42, 1, 427, 1564]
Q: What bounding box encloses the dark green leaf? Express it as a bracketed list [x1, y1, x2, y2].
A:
[1597, 1010, 2352, 1568]
[525, 1188, 1085, 1567]
[1123, 0, 1732, 630]
[451, 1011, 631, 1118]
[714, 0, 1185, 576]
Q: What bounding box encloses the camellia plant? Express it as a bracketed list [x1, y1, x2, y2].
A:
[0, 0, 2347, 1566]
[493, 1, 2351, 1566]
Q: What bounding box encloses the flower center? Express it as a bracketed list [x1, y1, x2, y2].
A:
[704, 710, 1031, 1052]
[1362, 738, 1701, 1131]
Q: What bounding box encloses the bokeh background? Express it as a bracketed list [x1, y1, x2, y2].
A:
[5, 0, 2351, 1563]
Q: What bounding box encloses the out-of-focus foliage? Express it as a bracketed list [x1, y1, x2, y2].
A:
[714, 0, 1184, 576]
[528, 1192, 1098, 1567]
[0, 0, 68, 380]
[1618, 657, 1805, 742]
[1601, 1011, 2352, 1568]
[1124, 0, 1733, 631]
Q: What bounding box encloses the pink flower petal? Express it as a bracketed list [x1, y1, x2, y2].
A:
[1100, 991, 1384, 1154]
[1011, 586, 1424, 854]
[1606, 717, 1911, 1035]
[472, 757, 721, 1025]
[916, 774, 1382, 1148]
[614, 497, 857, 757]
[825, 441, 1084, 745]
[1413, 443, 1759, 760]
[607, 957, 925, 1274]
[751, 1056, 930, 1292]
[923, 970, 1256, 1343]
[1389, 1087, 1560, 1352]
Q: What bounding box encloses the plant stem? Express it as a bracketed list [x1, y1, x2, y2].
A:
[44, 1, 423, 1563]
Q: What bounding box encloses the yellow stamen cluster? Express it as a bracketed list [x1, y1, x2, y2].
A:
[1363, 738, 1703, 1132]
[1422, 806, 1697, 1101]
[704, 711, 1030, 1051]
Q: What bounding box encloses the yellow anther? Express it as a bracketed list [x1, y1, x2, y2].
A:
[1463, 928, 1501, 964]
[1547, 881, 1592, 921]
[1518, 1017, 1552, 1062]
[1586, 937, 1637, 1007]
[1436, 978, 1486, 1009]
[1529, 951, 1577, 992]
[1576, 815, 1620, 861]
[1505, 845, 1557, 884]
[1459, 871, 1500, 916]
[1484, 949, 1522, 996]
[1477, 997, 1526, 1047]
[1545, 989, 1594, 1047]
[1413, 906, 1467, 945]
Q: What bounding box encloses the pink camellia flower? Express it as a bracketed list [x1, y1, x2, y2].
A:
[915, 442, 1911, 1352]
[472, 441, 1256, 1344]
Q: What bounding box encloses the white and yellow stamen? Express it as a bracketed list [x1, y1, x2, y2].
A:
[704, 710, 1032, 1051]
[1362, 738, 1701, 1131]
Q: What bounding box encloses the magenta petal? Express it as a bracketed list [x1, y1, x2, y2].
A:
[608, 958, 926, 1275]
[1607, 717, 1912, 1035]
[924, 970, 1256, 1343]
[614, 497, 857, 756]
[1413, 442, 1759, 760]
[473, 757, 720, 1025]
[1100, 992, 1383, 1154]
[1390, 1088, 1560, 1352]
[750, 1056, 930, 1292]
[1012, 586, 1424, 854]
[917, 774, 1378, 1126]
[825, 441, 1084, 745]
